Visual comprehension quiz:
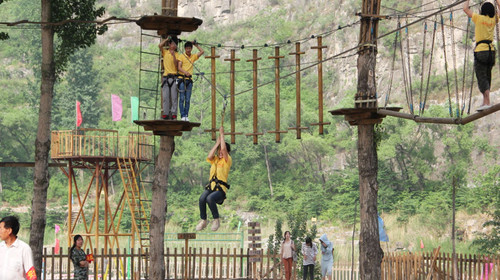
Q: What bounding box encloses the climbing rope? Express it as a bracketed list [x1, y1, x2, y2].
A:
[461, 17, 472, 116]
[440, 14, 454, 117]
[399, 17, 411, 114]
[450, 12, 461, 118]
[418, 21, 428, 115]
[385, 20, 400, 108]
[423, 19, 438, 116]
[405, 16, 415, 114]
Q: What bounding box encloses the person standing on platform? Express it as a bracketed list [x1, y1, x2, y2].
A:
[159, 35, 180, 120]
[0, 216, 37, 280]
[463, 0, 500, 111]
[178, 41, 204, 122]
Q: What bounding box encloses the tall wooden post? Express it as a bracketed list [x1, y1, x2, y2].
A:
[357, 0, 384, 279]
[205, 47, 220, 140]
[150, 136, 175, 280]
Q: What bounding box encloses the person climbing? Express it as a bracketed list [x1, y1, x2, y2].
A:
[159, 35, 180, 120]
[178, 41, 204, 122]
[196, 126, 232, 231]
[463, 0, 500, 111]
[319, 234, 334, 280]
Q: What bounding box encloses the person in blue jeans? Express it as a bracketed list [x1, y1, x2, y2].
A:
[178, 41, 204, 121]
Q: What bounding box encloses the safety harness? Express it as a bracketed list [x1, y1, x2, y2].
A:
[205, 163, 230, 205]
[475, 40, 495, 66]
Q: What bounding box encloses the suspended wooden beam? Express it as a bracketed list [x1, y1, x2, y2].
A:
[245, 49, 263, 144]
[135, 120, 200, 136]
[204, 47, 220, 140]
[377, 103, 500, 125]
[267, 46, 287, 143]
[288, 42, 308, 139]
[310, 36, 331, 135]
[0, 162, 66, 167]
[224, 49, 243, 144]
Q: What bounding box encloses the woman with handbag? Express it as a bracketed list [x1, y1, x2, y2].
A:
[281, 231, 296, 280]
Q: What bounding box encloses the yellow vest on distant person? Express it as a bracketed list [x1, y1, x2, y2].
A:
[207, 155, 232, 193]
[179, 53, 200, 76]
[162, 49, 180, 76]
[472, 13, 499, 52]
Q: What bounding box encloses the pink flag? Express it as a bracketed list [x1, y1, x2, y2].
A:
[55, 238, 60, 254]
[76, 101, 83, 127]
[55, 224, 60, 234]
[111, 94, 122, 121]
[420, 239, 424, 249]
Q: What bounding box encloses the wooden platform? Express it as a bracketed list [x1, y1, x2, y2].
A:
[136, 15, 203, 35]
[330, 107, 402, 125]
[134, 120, 201, 136]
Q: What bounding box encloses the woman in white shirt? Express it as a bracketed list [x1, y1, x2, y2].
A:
[280, 231, 296, 280]
[301, 237, 318, 280]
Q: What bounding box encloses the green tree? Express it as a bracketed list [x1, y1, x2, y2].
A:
[30, 1, 106, 277]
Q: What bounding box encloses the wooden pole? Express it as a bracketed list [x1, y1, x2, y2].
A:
[150, 136, 175, 280]
[311, 36, 331, 134]
[224, 49, 242, 144]
[245, 49, 263, 144]
[205, 47, 220, 140]
[268, 47, 287, 143]
[289, 42, 307, 139]
[357, 0, 384, 279]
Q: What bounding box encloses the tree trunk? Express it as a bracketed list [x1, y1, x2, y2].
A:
[263, 144, 273, 197]
[29, 1, 55, 278]
[150, 136, 175, 280]
[358, 125, 383, 280]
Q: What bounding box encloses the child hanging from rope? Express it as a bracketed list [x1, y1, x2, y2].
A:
[196, 126, 232, 231]
[463, 0, 500, 111]
[177, 41, 205, 122]
[159, 35, 180, 120]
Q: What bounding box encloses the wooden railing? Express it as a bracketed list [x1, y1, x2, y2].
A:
[42, 248, 498, 280]
[51, 129, 153, 161]
[382, 251, 499, 280]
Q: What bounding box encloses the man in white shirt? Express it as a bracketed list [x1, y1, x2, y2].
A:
[0, 216, 37, 280]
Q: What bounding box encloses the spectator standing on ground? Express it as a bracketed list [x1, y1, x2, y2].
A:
[302, 236, 317, 280]
[0, 216, 37, 280]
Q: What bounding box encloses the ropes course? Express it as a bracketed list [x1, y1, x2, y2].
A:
[3, 0, 500, 139]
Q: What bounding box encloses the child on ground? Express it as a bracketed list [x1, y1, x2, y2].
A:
[178, 41, 204, 121]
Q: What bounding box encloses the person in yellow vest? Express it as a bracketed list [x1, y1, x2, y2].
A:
[196, 126, 232, 231]
[463, 0, 500, 111]
[178, 41, 204, 122]
[159, 35, 181, 119]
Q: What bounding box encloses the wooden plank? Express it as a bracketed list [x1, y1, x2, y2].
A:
[248, 222, 260, 227]
[177, 233, 196, 239]
[248, 243, 262, 248]
[248, 229, 261, 234]
[249, 250, 262, 256]
[248, 236, 261, 242]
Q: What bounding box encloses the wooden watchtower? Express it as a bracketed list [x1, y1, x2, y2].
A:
[51, 128, 153, 252]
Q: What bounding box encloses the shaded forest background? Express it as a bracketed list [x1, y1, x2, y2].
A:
[0, 0, 498, 255]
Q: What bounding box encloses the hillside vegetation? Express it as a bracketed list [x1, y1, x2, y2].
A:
[0, 0, 498, 255]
